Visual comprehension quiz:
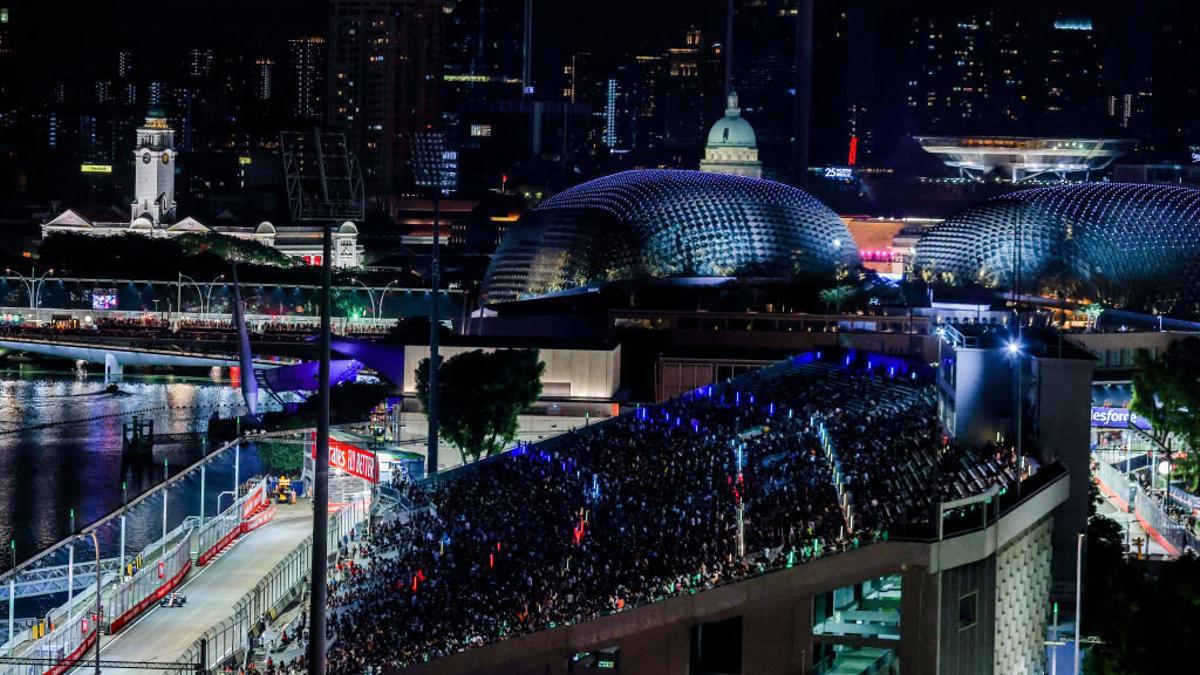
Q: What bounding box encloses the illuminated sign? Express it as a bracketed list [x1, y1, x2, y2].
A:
[312, 436, 379, 483]
[823, 166, 854, 180]
[80, 164, 113, 174]
[238, 156, 252, 165]
[1090, 407, 1151, 430]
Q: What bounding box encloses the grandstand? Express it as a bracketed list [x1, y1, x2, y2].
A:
[325, 350, 1067, 675]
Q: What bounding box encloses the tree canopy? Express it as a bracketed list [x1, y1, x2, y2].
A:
[415, 349, 544, 464]
[1131, 337, 1200, 491]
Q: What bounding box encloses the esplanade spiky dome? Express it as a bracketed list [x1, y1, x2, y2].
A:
[482, 170, 860, 302]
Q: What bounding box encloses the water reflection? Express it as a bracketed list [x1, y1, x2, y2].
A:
[0, 369, 247, 570]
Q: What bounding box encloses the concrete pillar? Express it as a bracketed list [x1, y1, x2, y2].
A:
[104, 353, 124, 381]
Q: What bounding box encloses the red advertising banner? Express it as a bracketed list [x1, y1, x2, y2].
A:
[311, 435, 379, 483]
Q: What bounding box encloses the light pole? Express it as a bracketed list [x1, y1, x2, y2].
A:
[1073, 532, 1085, 675]
[216, 490, 237, 515]
[6, 539, 13, 652]
[375, 280, 400, 320]
[350, 279, 378, 320]
[5, 266, 56, 311]
[178, 273, 205, 318]
[80, 531, 101, 675]
[1007, 338, 1024, 489]
[203, 275, 225, 318]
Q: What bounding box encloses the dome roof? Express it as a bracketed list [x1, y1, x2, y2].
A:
[706, 92, 757, 148]
[482, 169, 859, 302]
[914, 182, 1200, 314]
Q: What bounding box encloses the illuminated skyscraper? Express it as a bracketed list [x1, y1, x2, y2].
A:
[288, 37, 327, 122]
[253, 58, 274, 101]
[328, 0, 444, 192]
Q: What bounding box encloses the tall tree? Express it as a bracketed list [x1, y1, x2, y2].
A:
[415, 349, 544, 464]
[1131, 337, 1200, 491]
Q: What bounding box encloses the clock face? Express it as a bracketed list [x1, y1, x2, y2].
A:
[141, 152, 151, 164]
[161, 152, 170, 165]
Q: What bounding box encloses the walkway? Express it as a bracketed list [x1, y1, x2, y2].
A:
[68, 505, 313, 674]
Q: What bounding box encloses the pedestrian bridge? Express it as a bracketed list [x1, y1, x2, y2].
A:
[0, 335, 286, 376]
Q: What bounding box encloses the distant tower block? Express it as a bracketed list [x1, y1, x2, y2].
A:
[130, 108, 177, 224]
[699, 92, 763, 179]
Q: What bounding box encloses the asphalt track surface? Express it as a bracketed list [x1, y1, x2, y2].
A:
[68, 505, 313, 674]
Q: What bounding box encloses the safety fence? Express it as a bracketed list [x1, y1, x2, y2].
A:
[1094, 459, 1200, 556]
[1, 604, 98, 675]
[176, 494, 370, 672]
[105, 537, 191, 634]
[196, 480, 269, 566]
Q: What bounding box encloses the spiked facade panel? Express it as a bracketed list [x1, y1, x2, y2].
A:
[483, 170, 859, 302]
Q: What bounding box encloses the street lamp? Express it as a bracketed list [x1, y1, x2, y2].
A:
[350, 279, 378, 320]
[203, 275, 225, 318]
[178, 273, 205, 318]
[5, 265, 56, 311]
[78, 531, 101, 675]
[216, 490, 237, 514]
[1006, 338, 1025, 488]
[376, 280, 400, 320]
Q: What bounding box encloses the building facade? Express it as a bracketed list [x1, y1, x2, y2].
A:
[699, 91, 763, 178]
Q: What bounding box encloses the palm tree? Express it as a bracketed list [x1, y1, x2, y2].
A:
[819, 285, 857, 331]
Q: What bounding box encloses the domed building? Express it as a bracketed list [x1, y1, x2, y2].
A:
[699, 92, 763, 179]
[913, 182, 1200, 313]
[482, 170, 859, 302]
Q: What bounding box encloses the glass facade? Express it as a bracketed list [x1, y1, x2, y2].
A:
[812, 573, 903, 641]
[914, 182, 1200, 313]
[482, 170, 861, 302]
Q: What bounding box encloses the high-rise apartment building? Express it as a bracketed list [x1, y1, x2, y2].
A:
[328, 0, 445, 193]
[288, 36, 327, 121]
[253, 58, 274, 101]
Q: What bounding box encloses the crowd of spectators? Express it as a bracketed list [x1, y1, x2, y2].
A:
[323, 359, 1016, 673]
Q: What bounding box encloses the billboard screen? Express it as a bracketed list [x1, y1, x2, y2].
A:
[92, 289, 118, 310]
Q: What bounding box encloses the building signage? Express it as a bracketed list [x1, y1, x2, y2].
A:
[312, 436, 379, 483]
[822, 166, 854, 180]
[1090, 407, 1151, 430]
[80, 164, 113, 174]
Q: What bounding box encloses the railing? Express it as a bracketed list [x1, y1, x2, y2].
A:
[105, 537, 192, 634]
[177, 494, 371, 672]
[1095, 458, 1200, 556]
[3, 605, 97, 675]
[196, 480, 267, 566]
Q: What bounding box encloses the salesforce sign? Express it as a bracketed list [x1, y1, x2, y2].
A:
[1090, 407, 1152, 430]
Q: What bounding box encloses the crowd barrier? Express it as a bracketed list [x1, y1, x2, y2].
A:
[105, 537, 192, 634]
[0, 605, 98, 675]
[5, 479, 278, 675]
[176, 495, 370, 673]
[196, 479, 270, 566]
[1095, 459, 1200, 556]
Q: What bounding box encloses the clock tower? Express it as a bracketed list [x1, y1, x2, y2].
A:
[130, 108, 177, 224]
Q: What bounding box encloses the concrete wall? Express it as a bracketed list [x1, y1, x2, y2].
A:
[1032, 356, 1094, 590]
[946, 347, 1013, 449]
[402, 344, 621, 400]
[938, 557, 997, 675]
[397, 542, 935, 675]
